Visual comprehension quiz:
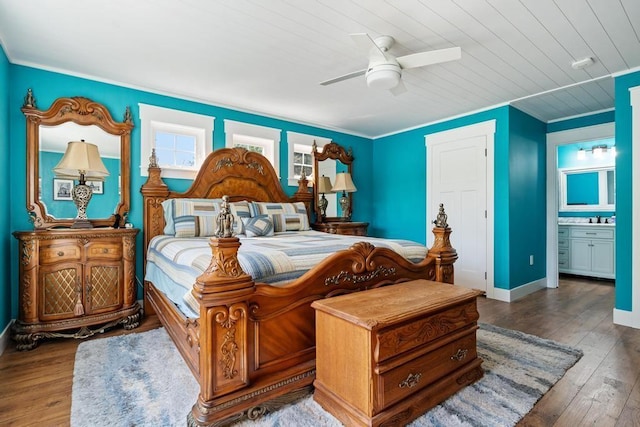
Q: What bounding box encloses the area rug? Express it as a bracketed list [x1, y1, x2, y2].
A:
[71, 324, 582, 427]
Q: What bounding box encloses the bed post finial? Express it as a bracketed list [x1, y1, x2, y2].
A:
[216, 195, 235, 238]
[428, 203, 457, 284]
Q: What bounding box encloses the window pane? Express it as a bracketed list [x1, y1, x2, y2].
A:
[156, 148, 174, 166]
[175, 151, 195, 167]
[294, 152, 302, 163]
[155, 132, 174, 149]
[294, 165, 302, 175]
[303, 166, 312, 177]
[176, 135, 196, 152]
[303, 153, 312, 164]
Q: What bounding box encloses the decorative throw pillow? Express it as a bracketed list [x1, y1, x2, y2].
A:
[162, 198, 222, 235]
[270, 213, 310, 232]
[228, 201, 252, 235]
[252, 202, 310, 231]
[242, 215, 274, 237]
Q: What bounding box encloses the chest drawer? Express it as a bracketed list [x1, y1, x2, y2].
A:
[86, 241, 122, 259]
[375, 327, 477, 411]
[376, 300, 478, 362]
[39, 241, 81, 264]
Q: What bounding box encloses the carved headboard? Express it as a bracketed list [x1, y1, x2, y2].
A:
[140, 147, 313, 264]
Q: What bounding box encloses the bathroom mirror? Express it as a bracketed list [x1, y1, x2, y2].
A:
[312, 141, 353, 222]
[559, 166, 615, 212]
[22, 90, 133, 228]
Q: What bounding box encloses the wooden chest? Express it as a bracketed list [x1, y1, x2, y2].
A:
[312, 279, 483, 427]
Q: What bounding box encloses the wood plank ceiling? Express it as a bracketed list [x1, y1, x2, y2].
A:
[0, 0, 638, 137]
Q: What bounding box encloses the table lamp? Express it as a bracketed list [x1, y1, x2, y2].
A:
[317, 175, 333, 222]
[331, 172, 357, 220]
[53, 139, 110, 228]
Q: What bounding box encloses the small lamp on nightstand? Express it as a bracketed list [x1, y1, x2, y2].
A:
[54, 139, 110, 229]
[317, 175, 333, 222]
[332, 172, 357, 220]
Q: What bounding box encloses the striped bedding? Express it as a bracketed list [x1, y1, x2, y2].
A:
[145, 230, 428, 317]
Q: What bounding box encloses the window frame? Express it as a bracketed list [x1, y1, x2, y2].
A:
[139, 104, 214, 180]
[286, 132, 331, 186]
[224, 120, 281, 177]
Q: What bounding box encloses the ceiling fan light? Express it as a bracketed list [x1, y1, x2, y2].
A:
[366, 65, 401, 90]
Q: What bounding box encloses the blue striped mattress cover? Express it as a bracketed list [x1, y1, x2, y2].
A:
[145, 230, 428, 317]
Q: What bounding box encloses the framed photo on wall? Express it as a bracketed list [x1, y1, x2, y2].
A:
[87, 180, 104, 194]
[53, 178, 74, 201]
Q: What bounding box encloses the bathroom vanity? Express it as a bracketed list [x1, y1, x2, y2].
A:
[558, 223, 615, 279]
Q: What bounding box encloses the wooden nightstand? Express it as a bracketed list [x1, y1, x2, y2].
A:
[312, 221, 368, 236]
[12, 227, 141, 350]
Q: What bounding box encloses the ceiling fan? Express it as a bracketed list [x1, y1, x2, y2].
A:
[320, 33, 462, 95]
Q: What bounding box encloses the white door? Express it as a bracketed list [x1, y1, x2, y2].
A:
[428, 136, 488, 292]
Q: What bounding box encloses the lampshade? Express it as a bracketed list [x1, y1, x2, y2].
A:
[332, 172, 357, 193]
[577, 148, 586, 160]
[53, 140, 109, 180]
[317, 175, 333, 193]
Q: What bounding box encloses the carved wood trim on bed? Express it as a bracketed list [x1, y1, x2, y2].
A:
[140, 146, 457, 427]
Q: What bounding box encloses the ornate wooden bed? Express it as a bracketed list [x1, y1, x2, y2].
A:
[140, 147, 458, 426]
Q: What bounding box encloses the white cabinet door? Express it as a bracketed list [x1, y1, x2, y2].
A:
[570, 239, 592, 272]
[591, 240, 615, 276]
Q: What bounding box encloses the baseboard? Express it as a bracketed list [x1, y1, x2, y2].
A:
[0, 320, 14, 356]
[490, 278, 547, 303]
[613, 308, 640, 329]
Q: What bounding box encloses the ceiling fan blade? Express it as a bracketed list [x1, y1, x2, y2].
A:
[350, 33, 388, 62]
[390, 80, 407, 96]
[320, 68, 367, 86]
[397, 46, 461, 70]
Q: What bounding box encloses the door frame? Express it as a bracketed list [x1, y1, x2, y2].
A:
[425, 120, 496, 298]
[545, 122, 615, 288]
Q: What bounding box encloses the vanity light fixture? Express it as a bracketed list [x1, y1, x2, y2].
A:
[576, 144, 615, 160]
[53, 139, 109, 228]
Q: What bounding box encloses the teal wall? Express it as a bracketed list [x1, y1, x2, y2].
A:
[614, 71, 640, 312]
[372, 105, 546, 290]
[547, 110, 615, 133]
[0, 45, 10, 333]
[6, 65, 373, 329]
[508, 107, 547, 287]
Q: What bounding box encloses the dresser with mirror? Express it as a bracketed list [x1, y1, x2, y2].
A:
[311, 141, 368, 236]
[12, 90, 141, 350]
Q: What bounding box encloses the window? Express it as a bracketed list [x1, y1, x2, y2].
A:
[286, 132, 331, 186]
[224, 120, 280, 176]
[139, 104, 214, 179]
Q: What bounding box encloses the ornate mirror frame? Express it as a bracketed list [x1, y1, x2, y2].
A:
[21, 89, 134, 229]
[312, 141, 354, 222]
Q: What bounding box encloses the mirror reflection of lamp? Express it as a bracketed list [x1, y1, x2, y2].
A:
[53, 139, 109, 228]
[332, 172, 357, 220]
[317, 175, 333, 222]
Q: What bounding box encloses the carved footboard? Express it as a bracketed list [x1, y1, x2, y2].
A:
[183, 227, 456, 426]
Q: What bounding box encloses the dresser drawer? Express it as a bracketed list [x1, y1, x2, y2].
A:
[558, 248, 569, 261]
[39, 241, 81, 264]
[558, 227, 569, 238]
[376, 301, 478, 362]
[86, 241, 122, 259]
[375, 329, 477, 411]
[570, 228, 614, 239]
[558, 238, 569, 249]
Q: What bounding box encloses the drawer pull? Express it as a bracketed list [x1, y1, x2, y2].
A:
[586, 232, 597, 235]
[399, 372, 422, 389]
[57, 251, 64, 256]
[103, 248, 109, 253]
[451, 348, 468, 361]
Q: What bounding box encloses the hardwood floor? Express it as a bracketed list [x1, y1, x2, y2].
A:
[0, 277, 638, 426]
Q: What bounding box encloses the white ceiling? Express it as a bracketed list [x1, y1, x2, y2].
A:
[0, 0, 638, 138]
